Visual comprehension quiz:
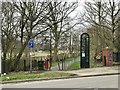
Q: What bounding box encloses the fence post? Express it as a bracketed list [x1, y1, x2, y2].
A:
[24, 60, 26, 71]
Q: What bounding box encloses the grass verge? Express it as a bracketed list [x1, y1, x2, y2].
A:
[67, 61, 80, 70]
[67, 60, 103, 70]
[1, 72, 75, 81]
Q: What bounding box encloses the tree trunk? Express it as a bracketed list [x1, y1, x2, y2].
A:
[57, 61, 60, 70]
[54, 39, 61, 70]
[14, 38, 30, 71]
[112, 32, 115, 51]
[3, 52, 7, 73]
[2, 41, 10, 73]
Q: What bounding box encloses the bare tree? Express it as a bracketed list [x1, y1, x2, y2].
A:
[84, 0, 120, 61]
[84, 1, 107, 61]
[13, 1, 50, 70]
[42, 1, 78, 70]
[114, 2, 120, 51]
[104, 0, 120, 51]
[1, 2, 19, 72]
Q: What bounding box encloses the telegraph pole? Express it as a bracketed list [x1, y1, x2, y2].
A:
[49, 29, 52, 70]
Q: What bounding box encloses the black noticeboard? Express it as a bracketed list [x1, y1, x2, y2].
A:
[80, 33, 90, 68]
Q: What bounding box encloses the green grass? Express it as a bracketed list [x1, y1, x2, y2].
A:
[65, 57, 74, 62]
[67, 59, 103, 70]
[52, 56, 79, 67]
[1, 72, 74, 81]
[67, 61, 80, 70]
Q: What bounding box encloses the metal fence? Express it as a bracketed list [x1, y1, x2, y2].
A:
[1, 59, 39, 74]
[113, 52, 120, 62]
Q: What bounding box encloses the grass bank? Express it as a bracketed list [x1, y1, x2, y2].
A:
[1, 71, 75, 81]
[67, 61, 80, 70]
[67, 59, 104, 70]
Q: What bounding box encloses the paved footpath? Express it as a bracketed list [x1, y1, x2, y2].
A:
[65, 66, 119, 76]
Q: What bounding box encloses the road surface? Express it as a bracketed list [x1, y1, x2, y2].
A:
[2, 75, 119, 88]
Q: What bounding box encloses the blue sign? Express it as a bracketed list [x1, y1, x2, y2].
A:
[28, 41, 34, 48]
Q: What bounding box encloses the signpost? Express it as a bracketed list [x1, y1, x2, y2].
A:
[28, 40, 34, 48]
[28, 40, 34, 73]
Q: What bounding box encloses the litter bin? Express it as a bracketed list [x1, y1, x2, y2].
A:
[38, 61, 44, 70]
